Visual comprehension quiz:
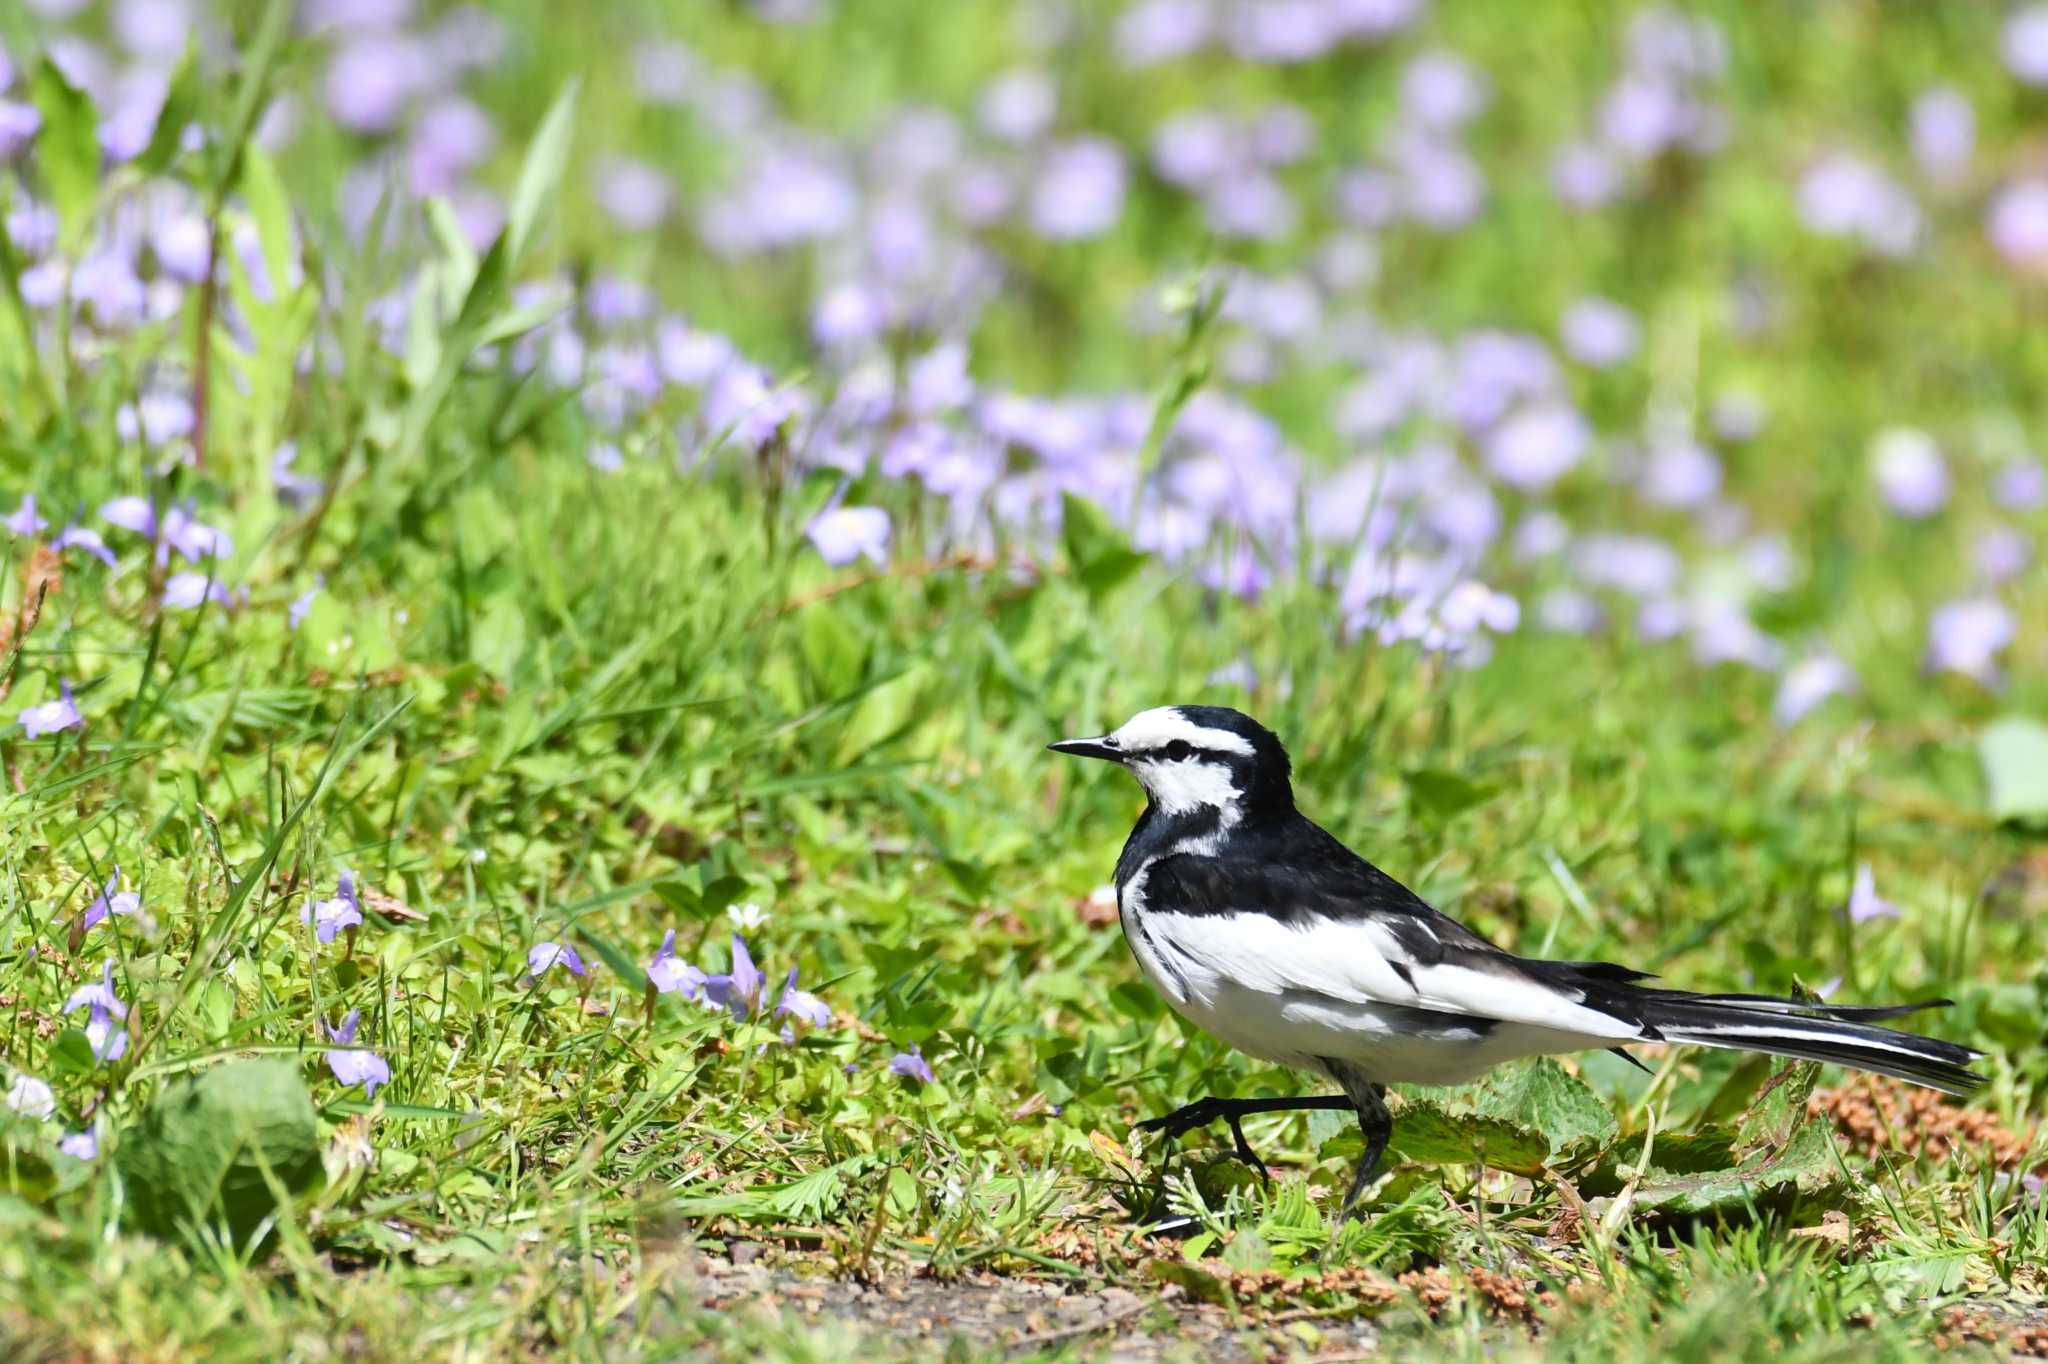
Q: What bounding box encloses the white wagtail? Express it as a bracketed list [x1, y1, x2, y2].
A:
[1051, 705, 1983, 1217]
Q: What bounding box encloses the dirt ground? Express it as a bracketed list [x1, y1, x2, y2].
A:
[686, 1249, 1393, 1361]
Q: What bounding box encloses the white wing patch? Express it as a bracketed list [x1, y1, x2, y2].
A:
[1148, 911, 1643, 1043]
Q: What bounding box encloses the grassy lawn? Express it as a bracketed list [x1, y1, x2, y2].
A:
[0, 0, 2045, 1359]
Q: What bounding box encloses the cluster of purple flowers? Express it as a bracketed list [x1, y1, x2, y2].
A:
[0, 0, 2034, 758]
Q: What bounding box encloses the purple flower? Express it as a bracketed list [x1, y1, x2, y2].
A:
[5, 494, 46, 537]
[1910, 87, 1973, 181]
[1987, 181, 2048, 269]
[325, 32, 427, 133]
[58, 1129, 97, 1160]
[289, 587, 320, 631]
[64, 961, 126, 1020]
[54, 524, 116, 568]
[0, 101, 41, 160]
[1926, 598, 2015, 683]
[2007, 4, 2048, 84]
[1774, 655, 1856, 727]
[81, 868, 141, 931]
[101, 496, 158, 538]
[18, 680, 80, 738]
[1870, 428, 1948, 518]
[163, 572, 231, 611]
[272, 443, 323, 509]
[703, 934, 765, 1021]
[1560, 298, 1639, 367]
[806, 506, 891, 567]
[1640, 441, 1722, 508]
[324, 1009, 391, 1097]
[1551, 141, 1620, 208]
[595, 156, 674, 232]
[159, 504, 231, 561]
[1997, 460, 2047, 510]
[887, 1045, 936, 1084]
[117, 392, 197, 449]
[775, 966, 833, 1030]
[812, 281, 886, 349]
[1486, 402, 1590, 491]
[6, 1075, 54, 1119]
[1798, 153, 1921, 257]
[527, 940, 587, 979]
[1029, 138, 1126, 240]
[1976, 527, 2032, 585]
[979, 67, 1056, 144]
[1847, 864, 1900, 924]
[647, 928, 710, 1000]
[302, 871, 363, 944]
[1114, 0, 1213, 66]
[407, 96, 496, 196]
[1400, 50, 1488, 129]
[83, 1006, 127, 1063]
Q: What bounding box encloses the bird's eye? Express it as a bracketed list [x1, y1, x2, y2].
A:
[1163, 740, 1194, 762]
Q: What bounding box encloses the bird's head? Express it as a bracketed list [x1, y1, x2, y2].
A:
[1050, 705, 1293, 822]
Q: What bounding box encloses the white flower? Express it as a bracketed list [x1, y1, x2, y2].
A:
[727, 902, 769, 932]
[6, 1074, 55, 1120]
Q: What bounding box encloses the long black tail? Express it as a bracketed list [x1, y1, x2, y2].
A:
[1636, 991, 1983, 1096]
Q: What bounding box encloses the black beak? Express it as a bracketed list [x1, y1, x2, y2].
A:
[1048, 736, 1122, 762]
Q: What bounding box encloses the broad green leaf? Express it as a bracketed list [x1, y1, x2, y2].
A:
[114, 1060, 324, 1249]
[1060, 492, 1146, 601]
[506, 82, 579, 260]
[1471, 1057, 1618, 1158]
[1980, 716, 2048, 825]
[797, 603, 864, 694]
[1403, 768, 1494, 822]
[833, 664, 928, 765]
[1629, 1117, 1846, 1217]
[469, 593, 527, 681]
[30, 59, 99, 252]
[1385, 1098, 1549, 1174]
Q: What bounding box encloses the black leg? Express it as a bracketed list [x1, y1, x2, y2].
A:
[1339, 1082, 1391, 1220]
[1136, 1094, 1352, 1181]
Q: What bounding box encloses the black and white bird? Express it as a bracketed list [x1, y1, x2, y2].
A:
[1051, 705, 1983, 1217]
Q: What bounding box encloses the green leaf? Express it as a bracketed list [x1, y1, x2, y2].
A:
[29, 59, 99, 252]
[240, 150, 298, 303]
[653, 881, 701, 915]
[1980, 716, 2048, 825]
[797, 604, 864, 694]
[1403, 768, 1495, 822]
[135, 48, 203, 176]
[1471, 1058, 1618, 1158]
[506, 82, 579, 260]
[1386, 1099, 1550, 1175]
[47, 1030, 97, 1077]
[1630, 1117, 1845, 1217]
[885, 1166, 919, 1217]
[1059, 493, 1146, 601]
[697, 874, 749, 919]
[114, 1060, 325, 1249]
[469, 593, 527, 681]
[1733, 1058, 1822, 1154]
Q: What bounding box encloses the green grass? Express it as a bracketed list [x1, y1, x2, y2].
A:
[0, 0, 2045, 1360]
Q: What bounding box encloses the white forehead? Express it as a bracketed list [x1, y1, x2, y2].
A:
[1110, 707, 1256, 757]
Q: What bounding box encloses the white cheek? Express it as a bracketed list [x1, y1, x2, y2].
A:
[1136, 759, 1242, 815]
